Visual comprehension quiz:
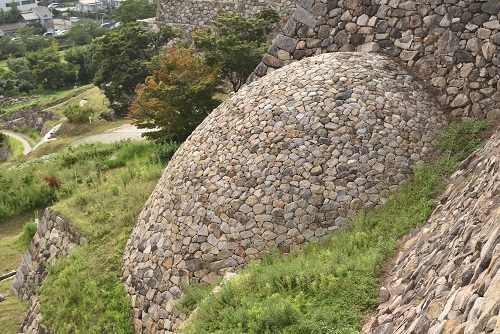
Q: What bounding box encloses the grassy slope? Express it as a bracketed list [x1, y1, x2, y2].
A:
[178, 120, 491, 334]
[0, 85, 171, 333]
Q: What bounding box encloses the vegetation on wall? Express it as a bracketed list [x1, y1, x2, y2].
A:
[178, 120, 490, 334]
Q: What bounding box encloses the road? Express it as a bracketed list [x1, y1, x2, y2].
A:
[1, 130, 35, 155]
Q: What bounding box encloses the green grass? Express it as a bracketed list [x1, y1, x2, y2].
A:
[6, 135, 26, 159]
[0, 280, 28, 334]
[0, 140, 173, 333]
[178, 120, 490, 334]
[0, 213, 37, 334]
[0, 85, 93, 118]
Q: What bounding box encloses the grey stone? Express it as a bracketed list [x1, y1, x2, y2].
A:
[293, 6, 317, 28]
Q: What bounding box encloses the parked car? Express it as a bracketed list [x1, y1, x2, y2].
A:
[43, 32, 53, 37]
[70, 16, 79, 22]
[55, 29, 68, 35]
[47, 3, 58, 8]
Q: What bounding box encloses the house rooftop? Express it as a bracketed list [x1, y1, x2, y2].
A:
[20, 12, 39, 21]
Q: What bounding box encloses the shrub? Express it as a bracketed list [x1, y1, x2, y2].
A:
[63, 105, 95, 123]
[44, 175, 62, 188]
[20, 221, 38, 246]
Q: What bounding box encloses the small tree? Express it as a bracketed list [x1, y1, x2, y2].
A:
[130, 48, 222, 143]
[193, 8, 280, 92]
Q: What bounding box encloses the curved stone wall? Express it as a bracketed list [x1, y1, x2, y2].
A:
[122, 52, 449, 333]
[250, 0, 499, 120]
[364, 128, 499, 334]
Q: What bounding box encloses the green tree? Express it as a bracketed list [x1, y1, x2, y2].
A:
[130, 48, 222, 143]
[25, 47, 77, 89]
[7, 2, 20, 23]
[114, 0, 157, 24]
[66, 20, 107, 46]
[193, 8, 280, 92]
[6, 56, 31, 81]
[92, 23, 175, 116]
[65, 45, 96, 84]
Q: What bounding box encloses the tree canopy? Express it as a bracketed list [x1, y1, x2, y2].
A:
[193, 8, 280, 92]
[66, 20, 107, 46]
[91, 23, 179, 117]
[114, 0, 157, 24]
[130, 48, 222, 143]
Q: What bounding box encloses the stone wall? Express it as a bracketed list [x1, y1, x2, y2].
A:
[122, 52, 449, 333]
[364, 128, 500, 334]
[12, 208, 85, 334]
[250, 0, 500, 120]
[156, 0, 297, 34]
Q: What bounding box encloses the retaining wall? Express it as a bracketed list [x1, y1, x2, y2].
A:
[12, 208, 85, 334]
[250, 0, 499, 120]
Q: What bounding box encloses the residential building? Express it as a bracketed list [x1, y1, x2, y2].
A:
[18, 6, 54, 30]
[0, 0, 38, 13]
[0, 22, 25, 37]
[75, 0, 102, 13]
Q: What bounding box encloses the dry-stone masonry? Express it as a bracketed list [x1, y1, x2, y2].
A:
[13, 208, 85, 334]
[122, 52, 449, 333]
[364, 128, 500, 334]
[249, 0, 499, 120]
[155, 0, 296, 34]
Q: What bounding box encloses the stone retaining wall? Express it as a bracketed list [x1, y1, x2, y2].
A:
[122, 52, 449, 333]
[156, 0, 296, 32]
[250, 0, 499, 120]
[364, 128, 500, 334]
[12, 208, 85, 334]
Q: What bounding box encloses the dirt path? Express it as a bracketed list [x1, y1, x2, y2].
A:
[70, 124, 151, 147]
[1, 130, 35, 155]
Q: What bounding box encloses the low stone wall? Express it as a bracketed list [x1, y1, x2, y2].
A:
[364, 128, 500, 333]
[122, 52, 449, 333]
[251, 0, 499, 120]
[12, 208, 85, 334]
[1, 108, 58, 132]
[156, 0, 297, 31]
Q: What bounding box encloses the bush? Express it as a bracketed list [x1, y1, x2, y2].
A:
[20, 221, 38, 246]
[154, 141, 180, 164]
[63, 105, 95, 123]
[18, 80, 35, 94]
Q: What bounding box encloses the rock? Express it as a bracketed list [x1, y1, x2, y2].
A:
[436, 29, 460, 54]
[450, 94, 470, 108]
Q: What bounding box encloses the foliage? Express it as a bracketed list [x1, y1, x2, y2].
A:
[63, 104, 95, 123]
[130, 48, 222, 142]
[0, 3, 20, 24]
[153, 141, 180, 164]
[66, 20, 107, 46]
[0, 132, 4, 145]
[0, 37, 26, 60]
[114, 0, 157, 23]
[193, 8, 280, 91]
[25, 47, 77, 89]
[91, 24, 156, 117]
[179, 120, 490, 334]
[6, 57, 31, 81]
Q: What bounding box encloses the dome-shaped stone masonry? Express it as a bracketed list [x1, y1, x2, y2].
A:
[122, 52, 449, 333]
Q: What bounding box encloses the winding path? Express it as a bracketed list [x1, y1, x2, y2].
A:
[0, 130, 35, 155]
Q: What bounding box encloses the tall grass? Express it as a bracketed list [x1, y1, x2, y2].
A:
[178, 120, 490, 334]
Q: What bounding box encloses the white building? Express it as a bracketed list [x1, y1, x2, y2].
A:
[0, 0, 38, 13]
[75, 0, 103, 13]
